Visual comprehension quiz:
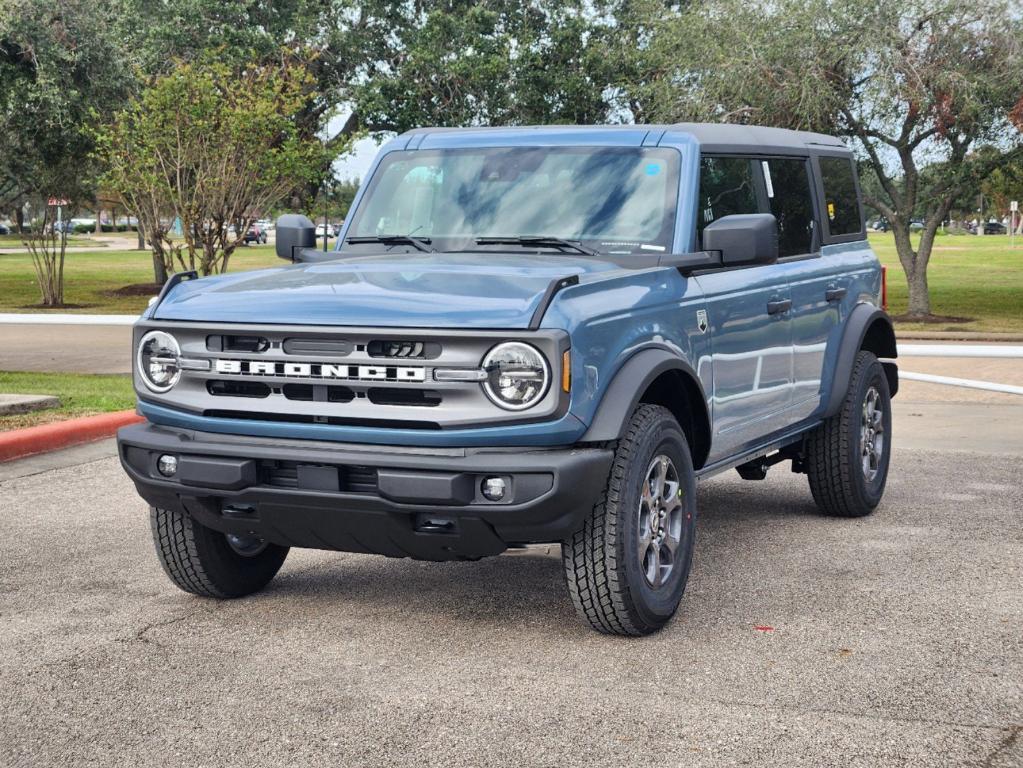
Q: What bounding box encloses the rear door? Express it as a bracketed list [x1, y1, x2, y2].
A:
[759, 156, 836, 421]
[693, 156, 794, 460]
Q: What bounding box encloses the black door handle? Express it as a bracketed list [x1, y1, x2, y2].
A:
[767, 299, 792, 315]
[825, 287, 847, 302]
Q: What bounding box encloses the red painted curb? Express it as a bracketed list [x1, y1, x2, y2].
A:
[0, 410, 143, 462]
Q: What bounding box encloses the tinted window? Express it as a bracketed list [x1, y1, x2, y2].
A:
[762, 158, 816, 257]
[820, 156, 861, 236]
[697, 157, 758, 240]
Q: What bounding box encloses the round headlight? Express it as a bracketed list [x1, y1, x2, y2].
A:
[482, 342, 550, 411]
[136, 330, 181, 392]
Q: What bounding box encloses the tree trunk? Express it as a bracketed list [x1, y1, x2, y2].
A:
[890, 220, 932, 318]
[152, 248, 168, 286]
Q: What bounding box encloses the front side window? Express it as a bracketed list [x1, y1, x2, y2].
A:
[762, 158, 816, 258]
[819, 156, 862, 236]
[344, 147, 680, 256]
[697, 156, 758, 240]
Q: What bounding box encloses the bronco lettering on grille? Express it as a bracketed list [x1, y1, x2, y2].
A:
[214, 359, 426, 382]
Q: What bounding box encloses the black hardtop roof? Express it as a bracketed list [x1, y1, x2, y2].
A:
[401, 123, 850, 155]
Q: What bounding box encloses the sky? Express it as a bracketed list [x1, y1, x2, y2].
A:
[333, 135, 384, 182]
[326, 112, 389, 183]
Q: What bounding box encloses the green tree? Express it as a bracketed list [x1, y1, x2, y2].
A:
[97, 57, 333, 280]
[120, 0, 630, 141]
[982, 156, 1023, 233]
[636, 0, 1023, 319]
[0, 0, 133, 305]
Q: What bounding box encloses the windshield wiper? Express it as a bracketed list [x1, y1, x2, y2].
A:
[345, 235, 435, 253]
[474, 236, 599, 257]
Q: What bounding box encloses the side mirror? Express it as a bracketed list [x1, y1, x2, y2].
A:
[275, 214, 316, 262]
[702, 214, 778, 267]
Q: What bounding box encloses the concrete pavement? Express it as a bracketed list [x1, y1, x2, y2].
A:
[1, 407, 1021, 767]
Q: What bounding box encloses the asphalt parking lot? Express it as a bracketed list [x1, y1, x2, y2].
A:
[2, 398, 1022, 767]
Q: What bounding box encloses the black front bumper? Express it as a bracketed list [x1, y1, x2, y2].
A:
[118, 422, 613, 561]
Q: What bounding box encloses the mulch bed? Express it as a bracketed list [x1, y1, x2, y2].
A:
[105, 283, 163, 297]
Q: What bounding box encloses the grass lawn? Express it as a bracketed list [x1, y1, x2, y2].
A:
[0, 235, 1020, 332]
[871, 231, 1023, 334]
[0, 371, 135, 431]
[0, 245, 281, 313]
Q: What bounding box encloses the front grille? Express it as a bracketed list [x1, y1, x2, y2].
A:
[207, 380, 270, 398]
[282, 337, 352, 356]
[259, 460, 379, 494]
[366, 388, 441, 407]
[207, 334, 269, 352]
[281, 383, 355, 403]
[367, 339, 440, 359]
[203, 409, 442, 430]
[138, 323, 566, 430]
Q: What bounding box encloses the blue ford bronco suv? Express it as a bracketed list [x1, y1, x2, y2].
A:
[119, 124, 898, 636]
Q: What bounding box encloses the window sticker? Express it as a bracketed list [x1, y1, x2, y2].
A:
[762, 161, 774, 198]
[645, 163, 662, 176]
[827, 201, 836, 221]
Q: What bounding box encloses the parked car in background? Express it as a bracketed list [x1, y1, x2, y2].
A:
[0, 223, 10, 235]
[983, 221, 1007, 235]
[316, 223, 334, 239]
[869, 219, 889, 232]
[243, 225, 268, 244]
[909, 219, 924, 231]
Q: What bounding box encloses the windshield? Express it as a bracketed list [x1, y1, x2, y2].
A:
[342, 147, 680, 256]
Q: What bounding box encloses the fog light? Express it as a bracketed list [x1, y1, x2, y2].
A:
[157, 454, 178, 477]
[482, 476, 506, 501]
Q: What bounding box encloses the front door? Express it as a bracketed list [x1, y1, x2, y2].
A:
[692, 156, 794, 461]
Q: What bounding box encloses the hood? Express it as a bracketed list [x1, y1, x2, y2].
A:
[150, 252, 621, 328]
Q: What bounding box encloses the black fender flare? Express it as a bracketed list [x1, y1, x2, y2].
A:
[824, 303, 899, 418]
[580, 348, 710, 466]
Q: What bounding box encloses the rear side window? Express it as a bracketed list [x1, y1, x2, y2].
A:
[697, 157, 758, 240]
[819, 156, 862, 236]
[762, 158, 816, 257]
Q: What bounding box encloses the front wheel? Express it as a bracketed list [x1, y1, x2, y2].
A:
[805, 350, 892, 517]
[562, 405, 697, 636]
[150, 506, 289, 598]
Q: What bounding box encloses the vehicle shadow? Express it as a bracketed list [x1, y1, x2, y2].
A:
[250, 476, 824, 637]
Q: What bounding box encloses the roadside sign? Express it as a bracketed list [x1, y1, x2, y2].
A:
[1012, 202, 1019, 248]
[47, 198, 69, 206]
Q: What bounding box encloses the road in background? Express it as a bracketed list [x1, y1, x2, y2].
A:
[0, 323, 132, 374]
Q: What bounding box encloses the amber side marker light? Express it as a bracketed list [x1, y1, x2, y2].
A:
[562, 350, 571, 393]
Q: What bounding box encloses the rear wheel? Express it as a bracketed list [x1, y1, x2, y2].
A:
[806, 350, 892, 517]
[562, 405, 697, 636]
[150, 506, 288, 598]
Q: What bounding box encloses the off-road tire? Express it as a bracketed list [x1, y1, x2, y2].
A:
[562, 404, 697, 636]
[150, 506, 289, 598]
[806, 350, 892, 517]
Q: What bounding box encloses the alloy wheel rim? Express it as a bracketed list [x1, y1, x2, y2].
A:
[637, 454, 685, 589]
[861, 385, 885, 483]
